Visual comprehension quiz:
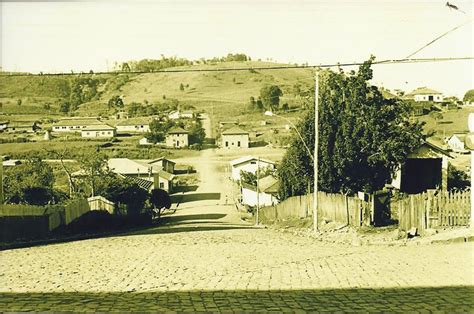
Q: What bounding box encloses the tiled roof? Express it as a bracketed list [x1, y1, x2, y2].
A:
[116, 117, 152, 126]
[230, 156, 275, 167]
[168, 127, 189, 134]
[53, 119, 102, 127]
[222, 127, 249, 135]
[82, 124, 115, 131]
[406, 87, 442, 96]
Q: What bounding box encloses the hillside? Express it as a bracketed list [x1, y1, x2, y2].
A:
[0, 61, 313, 118]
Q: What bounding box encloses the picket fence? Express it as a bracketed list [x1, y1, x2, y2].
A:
[396, 190, 470, 234]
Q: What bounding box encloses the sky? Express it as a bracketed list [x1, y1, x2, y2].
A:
[1, 0, 473, 97]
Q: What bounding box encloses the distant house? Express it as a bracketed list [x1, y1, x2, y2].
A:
[2, 159, 22, 167]
[219, 120, 238, 128]
[5, 121, 38, 133]
[166, 127, 189, 148]
[391, 141, 452, 194]
[139, 137, 153, 146]
[241, 175, 279, 207]
[221, 127, 249, 149]
[0, 121, 9, 131]
[107, 158, 175, 193]
[80, 124, 116, 138]
[447, 133, 468, 154]
[168, 110, 195, 120]
[405, 87, 444, 103]
[115, 111, 129, 120]
[116, 117, 151, 133]
[148, 157, 176, 174]
[52, 118, 102, 132]
[229, 156, 275, 181]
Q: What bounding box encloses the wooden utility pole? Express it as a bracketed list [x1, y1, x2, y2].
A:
[256, 157, 260, 225]
[313, 70, 319, 233]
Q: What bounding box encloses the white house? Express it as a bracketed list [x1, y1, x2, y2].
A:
[107, 158, 175, 193]
[406, 87, 444, 103]
[166, 127, 189, 148]
[139, 137, 153, 146]
[221, 127, 249, 149]
[148, 157, 176, 174]
[52, 118, 102, 132]
[168, 111, 181, 120]
[5, 122, 37, 133]
[241, 175, 279, 207]
[447, 133, 468, 153]
[81, 124, 116, 138]
[116, 117, 151, 133]
[0, 120, 8, 131]
[229, 156, 276, 181]
[168, 110, 195, 120]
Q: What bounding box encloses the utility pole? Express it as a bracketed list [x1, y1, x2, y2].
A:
[256, 157, 260, 226]
[313, 70, 319, 233]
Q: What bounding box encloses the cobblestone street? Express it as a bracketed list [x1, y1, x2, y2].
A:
[1, 149, 473, 311]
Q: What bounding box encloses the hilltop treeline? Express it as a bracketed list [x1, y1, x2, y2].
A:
[117, 53, 251, 72]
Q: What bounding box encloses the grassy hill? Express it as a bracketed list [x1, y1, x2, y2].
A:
[0, 61, 313, 118]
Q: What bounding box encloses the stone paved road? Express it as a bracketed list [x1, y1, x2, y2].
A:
[1, 149, 474, 311]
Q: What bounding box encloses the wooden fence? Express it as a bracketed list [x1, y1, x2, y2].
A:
[88, 196, 115, 214]
[396, 190, 470, 234]
[260, 191, 373, 227]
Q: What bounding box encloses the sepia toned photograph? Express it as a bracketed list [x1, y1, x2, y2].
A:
[0, 0, 473, 312]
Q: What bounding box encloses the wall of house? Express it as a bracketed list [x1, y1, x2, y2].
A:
[222, 134, 249, 149]
[154, 176, 172, 192]
[241, 187, 277, 207]
[166, 134, 189, 147]
[81, 130, 115, 138]
[116, 125, 150, 133]
[231, 161, 275, 181]
[448, 137, 466, 152]
[414, 94, 444, 102]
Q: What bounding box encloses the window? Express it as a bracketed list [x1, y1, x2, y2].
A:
[225, 141, 229, 147]
[250, 161, 256, 165]
[159, 182, 164, 188]
[237, 141, 241, 147]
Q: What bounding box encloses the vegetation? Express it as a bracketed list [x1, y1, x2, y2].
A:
[3, 158, 66, 205]
[260, 85, 283, 111]
[464, 89, 474, 103]
[278, 57, 425, 199]
[448, 164, 469, 191]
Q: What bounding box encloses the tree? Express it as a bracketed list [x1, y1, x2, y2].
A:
[463, 89, 474, 103]
[59, 102, 71, 113]
[256, 97, 264, 111]
[16, 99, 22, 106]
[146, 119, 175, 143]
[260, 85, 283, 111]
[248, 96, 257, 111]
[448, 164, 469, 191]
[278, 57, 425, 199]
[107, 95, 124, 110]
[149, 188, 172, 218]
[179, 83, 185, 91]
[188, 120, 206, 145]
[78, 151, 109, 197]
[3, 158, 55, 205]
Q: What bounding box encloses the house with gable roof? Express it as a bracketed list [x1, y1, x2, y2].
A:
[166, 127, 189, 148]
[221, 126, 249, 149]
[229, 156, 276, 181]
[405, 87, 444, 103]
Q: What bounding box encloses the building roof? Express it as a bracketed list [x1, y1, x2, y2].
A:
[123, 175, 154, 191]
[116, 117, 151, 126]
[2, 159, 21, 166]
[7, 122, 35, 128]
[82, 124, 115, 131]
[406, 87, 442, 96]
[242, 175, 279, 194]
[222, 126, 249, 135]
[408, 141, 452, 159]
[449, 133, 467, 141]
[108, 158, 152, 175]
[168, 127, 189, 134]
[53, 119, 102, 127]
[230, 156, 275, 167]
[157, 170, 175, 181]
[148, 157, 176, 165]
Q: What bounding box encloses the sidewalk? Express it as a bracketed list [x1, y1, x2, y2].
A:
[263, 217, 474, 246]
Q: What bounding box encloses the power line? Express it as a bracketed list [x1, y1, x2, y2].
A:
[0, 57, 472, 78]
[405, 18, 473, 58]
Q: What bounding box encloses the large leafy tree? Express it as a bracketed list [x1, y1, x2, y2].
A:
[260, 85, 283, 111]
[278, 57, 425, 199]
[3, 158, 55, 205]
